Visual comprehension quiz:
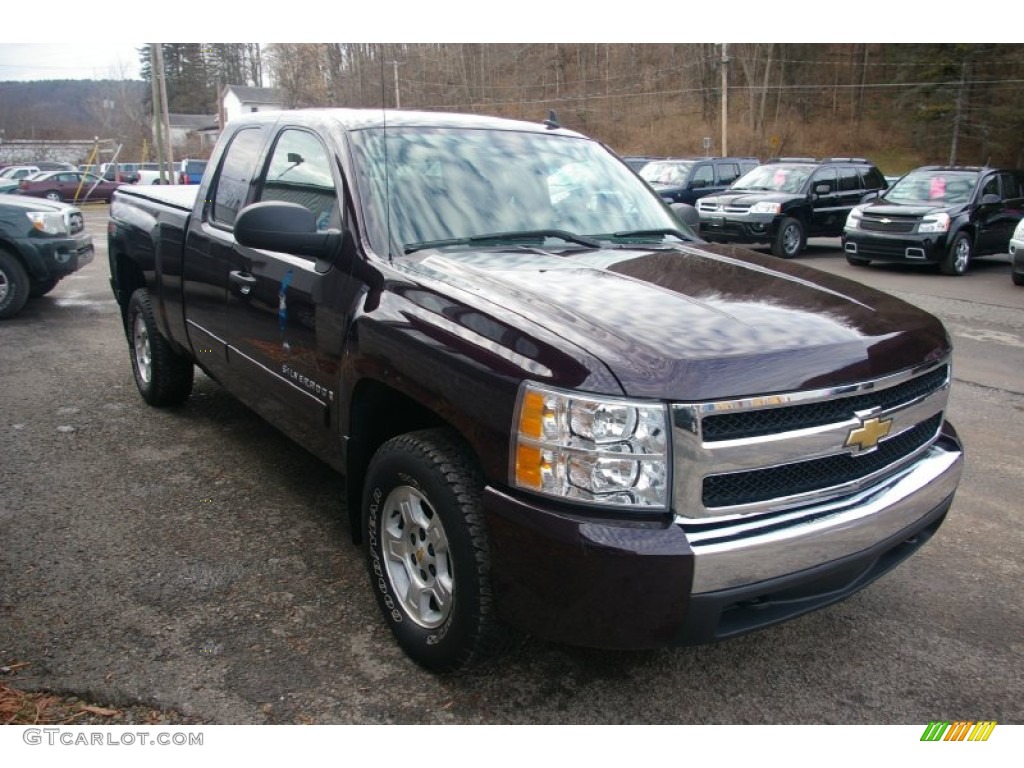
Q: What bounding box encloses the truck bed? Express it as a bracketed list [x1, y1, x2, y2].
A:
[113, 182, 199, 212]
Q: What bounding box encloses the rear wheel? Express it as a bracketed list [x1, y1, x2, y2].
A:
[771, 217, 805, 258]
[127, 288, 194, 406]
[0, 250, 30, 319]
[362, 429, 508, 672]
[940, 232, 971, 276]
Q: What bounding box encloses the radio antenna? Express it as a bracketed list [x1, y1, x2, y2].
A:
[381, 56, 393, 264]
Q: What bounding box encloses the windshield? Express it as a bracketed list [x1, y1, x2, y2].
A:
[731, 164, 813, 193]
[349, 127, 686, 256]
[883, 170, 977, 206]
[639, 161, 693, 187]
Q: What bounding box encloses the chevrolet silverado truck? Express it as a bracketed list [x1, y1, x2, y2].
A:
[107, 109, 964, 672]
[0, 195, 93, 319]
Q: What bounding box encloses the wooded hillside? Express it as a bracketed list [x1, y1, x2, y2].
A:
[4, 44, 1023, 174]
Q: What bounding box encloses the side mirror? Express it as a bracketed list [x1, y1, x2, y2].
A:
[861, 190, 880, 203]
[235, 201, 341, 265]
[670, 202, 699, 230]
[815, 183, 832, 195]
[690, 178, 707, 189]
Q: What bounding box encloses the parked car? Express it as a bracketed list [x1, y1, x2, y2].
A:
[0, 195, 94, 318]
[842, 165, 1024, 276]
[621, 155, 666, 172]
[697, 157, 888, 257]
[134, 162, 177, 185]
[177, 158, 208, 185]
[640, 156, 759, 206]
[18, 170, 121, 203]
[1008, 218, 1024, 286]
[0, 165, 41, 180]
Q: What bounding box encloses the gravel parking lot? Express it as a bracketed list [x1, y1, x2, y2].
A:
[1, 207, 1021, 725]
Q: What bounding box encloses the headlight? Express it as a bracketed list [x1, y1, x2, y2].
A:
[919, 212, 950, 233]
[1013, 219, 1024, 239]
[512, 383, 669, 509]
[26, 211, 69, 236]
[845, 206, 865, 230]
[750, 201, 781, 215]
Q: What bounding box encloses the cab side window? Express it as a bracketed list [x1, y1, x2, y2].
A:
[717, 163, 740, 185]
[211, 127, 265, 227]
[691, 164, 715, 188]
[258, 129, 339, 231]
[837, 167, 860, 192]
[980, 175, 1001, 198]
[812, 168, 838, 194]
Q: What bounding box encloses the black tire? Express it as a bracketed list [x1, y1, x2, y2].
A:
[771, 216, 805, 258]
[126, 288, 194, 406]
[0, 249, 30, 320]
[845, 254, 871, 267]
[362, 428, 507, 672]
[940, 231, 971, 276]
[29, 277, 60, 298]
[1013, 269, 1024, 287]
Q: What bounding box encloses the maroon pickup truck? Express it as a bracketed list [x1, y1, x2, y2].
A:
[107, 109, 964, 672]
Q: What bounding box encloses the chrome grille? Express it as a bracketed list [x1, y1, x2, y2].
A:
[671, 360, 951, 519]
[702, 365, 948, 441]
[860, 215, 916, 234]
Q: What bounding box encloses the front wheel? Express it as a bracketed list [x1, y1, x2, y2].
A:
[0, 249, 30, 319]
[362, 429, 507, 672]
[127, 288, 194, 406]
[941, 231, 971, 276]
[771, 217, 805, 258]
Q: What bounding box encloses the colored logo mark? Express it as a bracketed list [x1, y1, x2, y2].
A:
[920, 720, 997, 742]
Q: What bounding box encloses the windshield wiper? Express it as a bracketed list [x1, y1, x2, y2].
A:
[607, 228, 694, 243]
[404, 229, 601, 254]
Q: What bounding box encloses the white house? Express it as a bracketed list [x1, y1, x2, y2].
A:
[221, 85, 287, 126]
[167, 114, 219, 151]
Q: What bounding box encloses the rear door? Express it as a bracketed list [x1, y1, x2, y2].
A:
[183, 124, 271, 382]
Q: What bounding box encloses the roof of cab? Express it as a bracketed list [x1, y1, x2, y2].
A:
[224, 108, 588, 138]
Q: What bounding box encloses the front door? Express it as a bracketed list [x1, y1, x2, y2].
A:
[222, 126, 357, 457]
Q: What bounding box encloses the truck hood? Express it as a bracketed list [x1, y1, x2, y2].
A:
[860, 199, 967, 218]
[699, 190, 802, 207]
[1, 195, 75, 213]
[400, 243, 950, 401]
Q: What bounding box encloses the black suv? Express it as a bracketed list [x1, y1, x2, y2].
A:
[697, 157, 888, 257]
[640, 156, 759, 206]
[842, 165, 1024, 276]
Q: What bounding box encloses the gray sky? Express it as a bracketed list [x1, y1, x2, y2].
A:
[0, 43, 144, 82]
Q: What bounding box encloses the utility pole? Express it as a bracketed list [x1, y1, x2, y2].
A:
[150, 46, 167, 185]
[390, 60, 402, 109]
[155, 44, 176, 184]
[949, 58, 968, 166]
[721, 43, 729, 157]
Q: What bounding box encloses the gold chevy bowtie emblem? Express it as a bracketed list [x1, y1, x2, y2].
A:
[845, 416, 893, 452]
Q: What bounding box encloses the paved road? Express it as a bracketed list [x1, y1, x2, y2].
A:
[1, 213, 1021, 724]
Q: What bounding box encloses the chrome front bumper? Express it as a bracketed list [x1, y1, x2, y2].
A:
[680, 432, 963, 593]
